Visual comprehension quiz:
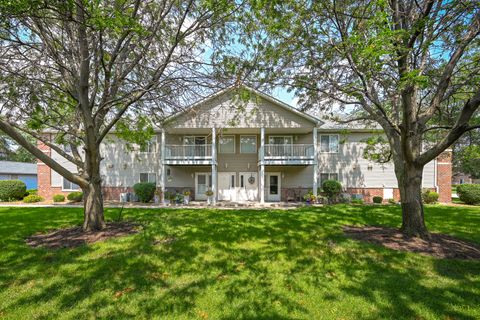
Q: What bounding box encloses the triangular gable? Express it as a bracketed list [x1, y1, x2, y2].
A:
[163, 85, 321, 130]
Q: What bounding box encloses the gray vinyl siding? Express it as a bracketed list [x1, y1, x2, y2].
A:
[167, 92, 314, 129]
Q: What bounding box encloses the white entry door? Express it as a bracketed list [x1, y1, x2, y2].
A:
[238, 172, 258, 201]
[195, 173, 212, 200]
[218, 172, 236, 201]
[267, 172, 281, 202]
[383, 188, 394, 199]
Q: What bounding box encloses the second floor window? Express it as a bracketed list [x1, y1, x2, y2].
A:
[320, 135, 339, 153]
[140, 173, 156, 184]
[219, 136, 235, 153]
[240, 136, 257, 153]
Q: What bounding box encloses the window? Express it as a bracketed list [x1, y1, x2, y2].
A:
[140, 173, 156, 183]
[320, 173, 339, 186]
[219, 135, 235, 153]
[320, 135, 339, 153]
[62, 178, 80, 191]
[240, 136, 257, 153]
[140, 138, 156, 153]
[269, 136, 293, 145]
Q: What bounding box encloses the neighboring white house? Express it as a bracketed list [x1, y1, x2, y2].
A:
[37, 85, 452, 203]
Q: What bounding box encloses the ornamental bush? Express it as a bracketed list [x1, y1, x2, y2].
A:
[372, 196, 383, 204]
[457, 184, 480, 205]
[53, 194, 65, 202]
[25, 189, 38, 196]
[0, 180, 27, 201]
[322, 180, 342, 202]
[422, 189, 439, 204]
[133, 182, 156, 203]
[23, 194, 44, 203]
[67, 191, 83, 202]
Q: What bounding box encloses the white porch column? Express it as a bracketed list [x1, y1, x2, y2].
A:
[260, 127, 265, 204]
[160, 129, 166, 204]
[211, 127, 217, 205]
[313, 127, 318, 198]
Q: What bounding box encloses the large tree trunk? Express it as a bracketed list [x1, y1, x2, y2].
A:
[82, 177, 105, 231]
[395, 161, 429, 239]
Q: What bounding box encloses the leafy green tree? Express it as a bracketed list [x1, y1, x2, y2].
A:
[0, 0, 235, 231]
[221, 0, 480, 238]
[0, 134, 36, 163]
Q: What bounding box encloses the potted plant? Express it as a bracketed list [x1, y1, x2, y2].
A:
[205, 189, 214, 205]
[183, 190, 191, 204]
[164, 191, 172, 205]
[303, 192, 316, 205]
[175, 193, 184, 205]
[154, 189, 161, 204]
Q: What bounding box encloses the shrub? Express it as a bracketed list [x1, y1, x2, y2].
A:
[388, 198, 397, 205]
[422, 189, 439, 204]
[183, 190, 191, 196]
[303, 191, 316, 202]
[457, 184, 480, 205]
[67, 191, 83, 202]
[338, 193, 351, 204]
[372, 196, 383, 204]
[0, 180, 27, 201]
[322, 180, 342, 202]
[53, 194, 65, 202]
[133, 182, 156, 203]
[23, 194, 44, 203]
[25, 189, 38, 196]
[351, 199, 364, 205]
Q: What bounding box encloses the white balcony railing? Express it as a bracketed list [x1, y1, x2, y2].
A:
[165, 144, 212, 160]
[264, 144, 314, 159]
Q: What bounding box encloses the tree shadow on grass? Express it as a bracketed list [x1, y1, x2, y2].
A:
[0, 205, 479, 319]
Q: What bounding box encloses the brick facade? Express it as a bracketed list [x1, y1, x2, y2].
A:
[436, 149, 452, 203]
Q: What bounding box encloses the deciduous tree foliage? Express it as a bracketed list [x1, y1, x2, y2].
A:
[220, 0, 480, 238]
[0, 0, 236, 231]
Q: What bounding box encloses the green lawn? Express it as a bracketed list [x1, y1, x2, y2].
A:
[1, 205, 479, 320]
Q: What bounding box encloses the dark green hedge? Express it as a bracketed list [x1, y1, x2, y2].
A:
[133, 182, 156, 203]
[67, 191, 83, 202]
[457, 184, 480, 205]
[0, 180, 27, 201]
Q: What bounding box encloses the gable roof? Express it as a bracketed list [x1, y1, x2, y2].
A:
[0, 161, 37, 175]
[162, 85, 322, 126]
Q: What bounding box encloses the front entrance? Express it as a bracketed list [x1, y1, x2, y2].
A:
[195, 172, 212, 200]
[266, 172, 281, 202]
[218, 172, 236, 201]
[238, 172, 258, 201]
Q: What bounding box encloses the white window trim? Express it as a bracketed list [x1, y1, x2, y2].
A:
[140, 172, 157, 183]
[320, 134, 339, 153]
[61, 177, 80, 191]
[183, 135, 207, 145]
[240, 135, 257, 153]
[268, 135, 293, 144]
[319, 172, 339, 185]
[219, 135, 236, 154]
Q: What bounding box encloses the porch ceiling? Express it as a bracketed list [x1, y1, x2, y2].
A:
[165, 127, 314, 134]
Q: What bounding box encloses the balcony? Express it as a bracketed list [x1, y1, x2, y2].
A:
[263, 144, 315, 165]
[164, 144, 212, 165]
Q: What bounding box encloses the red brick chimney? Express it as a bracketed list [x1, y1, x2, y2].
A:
[436, 149, 452, 203]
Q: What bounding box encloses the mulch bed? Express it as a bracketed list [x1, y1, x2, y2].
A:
[26, 221, 138, 249]
[343, 225, 480, 260]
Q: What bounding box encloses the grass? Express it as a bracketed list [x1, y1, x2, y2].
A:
[0, 205, 479, 320]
